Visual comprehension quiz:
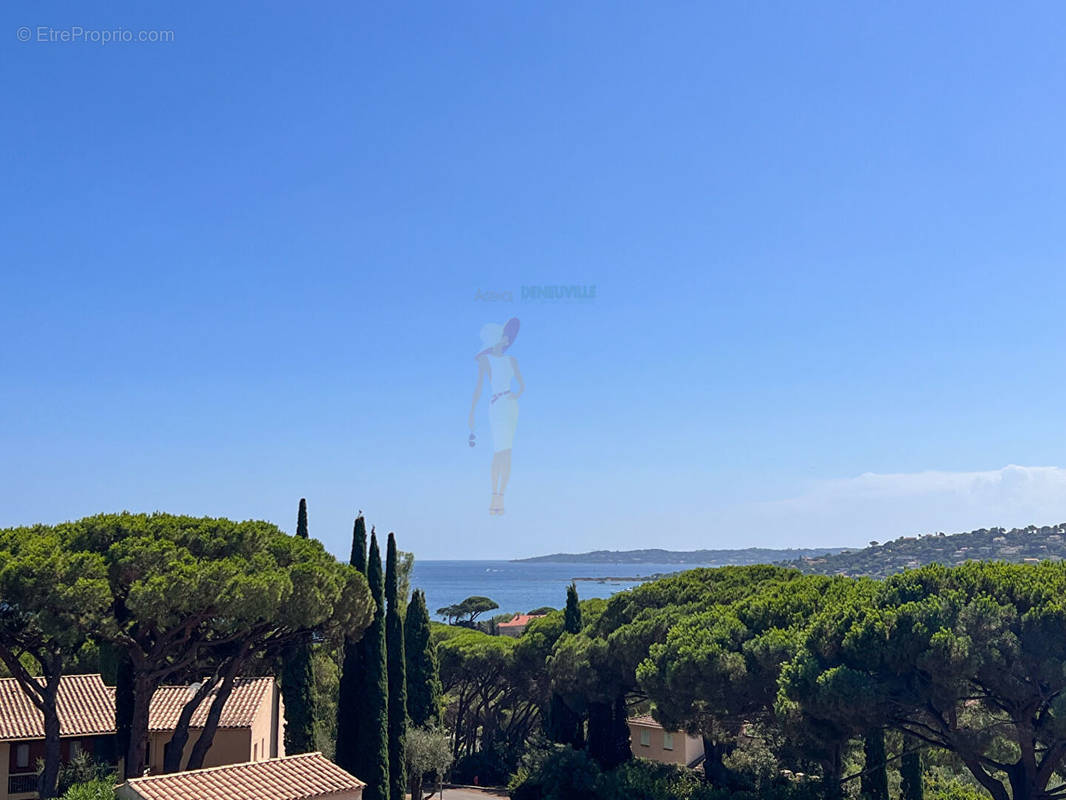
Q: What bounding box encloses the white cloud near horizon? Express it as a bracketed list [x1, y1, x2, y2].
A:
[745, 465, 1066, 547]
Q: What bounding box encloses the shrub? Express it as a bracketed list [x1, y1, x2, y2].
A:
[56, 753, 116, 796]
[60, 779, 115, 800]
[924, 773, 992, 800]
[509, 745, 601, 800]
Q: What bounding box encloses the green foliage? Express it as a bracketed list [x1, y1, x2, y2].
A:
[336, 514, 369, 772]
[385, 532, 407, 800]
[509, 745, 824, 800]
[60, 512, 373, 777]
[436, 626, 541, 782]
[0, 524, 111, 796]
[58, 779, 114, 800]
[923, 773, 991, 800]
[355, 530, 390, 800]
[312, 642, 342, 757]
[296, 498, 309, 539]
[281, 498, 316, 755]
[405, 589, 442, 727]
[406, 725, 453, 800]
[564, 583, 582, 634]
[509, 743, 601, 800]
[436, 596, 500, 625]
[781, 561, 1066, 800]
[55, 753, 115, 796]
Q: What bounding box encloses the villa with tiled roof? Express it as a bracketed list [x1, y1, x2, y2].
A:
[0, 675, 284, 800]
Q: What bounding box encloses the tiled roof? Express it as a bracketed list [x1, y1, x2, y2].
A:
[0, 674, 273, 742]
[628, 715, 664, 728]
[498, 613, 545, 628]
[149, 677, 273, 731]
[121, 753, 365, 800]
[0, 674, 115, 741]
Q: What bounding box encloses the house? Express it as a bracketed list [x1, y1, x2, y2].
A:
[0, 674, 284, 800]
[497, 613, 546, 637]
[116, 752, 363, 800]
[628, 715, 704, 768]
[143, 677, 283, 774]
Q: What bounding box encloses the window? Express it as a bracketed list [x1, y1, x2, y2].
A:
[144, 742, 151, 767]
[639, 729, 651, 747]
[663, 733, 675, 751]
[15, 743, 30, 768]
[70, 740, 83, 759]
[254, 742, 258, 760]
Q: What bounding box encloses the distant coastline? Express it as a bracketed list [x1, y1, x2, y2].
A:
[513, 546, 848, 565]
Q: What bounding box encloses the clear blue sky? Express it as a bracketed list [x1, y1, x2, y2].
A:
[3, 2, 1066, 559]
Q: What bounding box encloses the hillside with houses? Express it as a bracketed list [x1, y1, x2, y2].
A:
[783, 522, 1066, 578]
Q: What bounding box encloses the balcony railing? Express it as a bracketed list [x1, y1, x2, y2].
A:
[8, 772, 39, 795]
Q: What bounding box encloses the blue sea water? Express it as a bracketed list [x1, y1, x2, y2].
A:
[410, 560, 715, 619]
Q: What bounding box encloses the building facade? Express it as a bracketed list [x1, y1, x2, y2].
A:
[0, 675, 284, 800]
[628, 715, 704, 768]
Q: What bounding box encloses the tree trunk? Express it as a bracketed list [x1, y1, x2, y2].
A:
[899, 735, 923, 800]
[37, 672, 62, 799]
[701, 737, 734, 788]
[609, 693, 632, 768]
[822, 743, 844, 800]
[124, 672, 155, 779]
[185, 669, 240, 771]
[586, 700, 612, 767]
[861, 727, 889, 800]
[1007, 760, 1039, 800]
[163, 678, 217, 773]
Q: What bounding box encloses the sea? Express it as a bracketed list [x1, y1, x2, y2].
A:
[410, 560, 716, 619]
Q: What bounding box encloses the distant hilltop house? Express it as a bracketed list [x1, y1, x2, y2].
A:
[497, 613, 547, 637]
[116, 752, 364, 800]
[628, 715, 704, 769]
[0, 674, 283, 800]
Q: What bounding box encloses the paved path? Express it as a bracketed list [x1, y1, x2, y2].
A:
[419, 789, 508, 800]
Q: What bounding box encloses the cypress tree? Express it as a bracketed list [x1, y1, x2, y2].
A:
[385, 533, 407, 800]
[404, 589, 441, 727]
[861, 727, 889, 800]
[355, 529, 390, 800]
[900, 735, 924, 800]
[563, 582, 582, 634]
[281, 498, 316, 754]
[336, 515, 368, 774]
[296, 498, 309, 538]
[548, 583, 584, 747]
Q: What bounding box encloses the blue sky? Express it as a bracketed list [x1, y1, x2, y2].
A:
[3, 2, 1066, 559]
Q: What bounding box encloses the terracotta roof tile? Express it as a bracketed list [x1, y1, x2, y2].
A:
[148, 677, 273, 731]
[121, 753, 364, 800]
[0, 674, 114, 741]
[498, 613, 545, 628]
[0, 674, 274, 742]
[628, 715, 664, 728]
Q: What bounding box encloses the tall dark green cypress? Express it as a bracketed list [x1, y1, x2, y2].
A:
[355, 529, 390, 800]
[900, 735, 924, 800]
[296, 498, 309, 538]
[548, 583, 584, 747]
[563, 582, 582, 634]
[385, 533, 407, 800]
[404, 589, 441, 727]
[281, 498, 316, 754]
[861, 727, 889, 800]
[336, 515, 368, 773]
